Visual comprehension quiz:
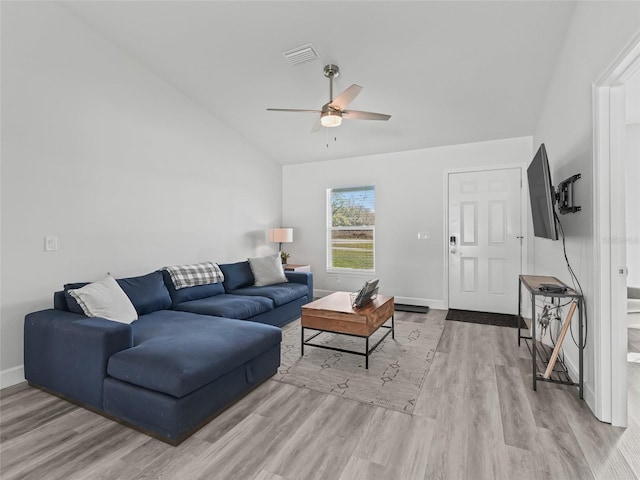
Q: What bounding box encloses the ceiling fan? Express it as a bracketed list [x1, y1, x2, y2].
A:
[267, 64, 391, 132]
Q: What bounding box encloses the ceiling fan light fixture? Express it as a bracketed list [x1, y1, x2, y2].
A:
[321, 111, 342, 127]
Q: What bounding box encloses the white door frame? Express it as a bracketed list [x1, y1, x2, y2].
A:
[444, 164, 528, 310]
[593, 33, 640, 427]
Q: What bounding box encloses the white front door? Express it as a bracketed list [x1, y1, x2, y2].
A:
[448, 168, 522, 314]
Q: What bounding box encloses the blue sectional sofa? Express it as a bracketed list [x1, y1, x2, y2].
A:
[24, 260, 313, 444]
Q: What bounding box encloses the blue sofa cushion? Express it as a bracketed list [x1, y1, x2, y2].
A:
[173, 294, 273, 320]
[64, 282, 89, 314]
[117, 271, 172, 316]
[231, 282, 308, 307]
[161, 270, 224, 305]
[63, 272, 172, 316]
[107, 311, 281, 398]
[219, 261, 254, 292]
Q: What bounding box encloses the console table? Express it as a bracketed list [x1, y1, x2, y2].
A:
[517, 275, 584, 398]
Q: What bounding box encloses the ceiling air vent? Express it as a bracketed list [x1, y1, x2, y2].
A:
[282, 44, 318, 66]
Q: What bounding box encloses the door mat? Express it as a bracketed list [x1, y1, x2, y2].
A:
[275, 310, 446, 414]
[445, 309, 521, 328]
[395, 304, 429, 314]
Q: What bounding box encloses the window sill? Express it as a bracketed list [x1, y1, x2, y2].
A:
[326, 268, 376, 277]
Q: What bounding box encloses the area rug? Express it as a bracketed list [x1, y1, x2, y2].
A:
[274, 310, 445, 413]
[445, 309, 520, 328]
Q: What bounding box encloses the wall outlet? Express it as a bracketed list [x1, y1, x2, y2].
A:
[418, 232, 430, 240]
[45, 235, 58, 252]
[336, 277, 341, 285]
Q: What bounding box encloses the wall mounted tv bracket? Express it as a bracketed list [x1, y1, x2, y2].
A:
[555, 173, 581, 214]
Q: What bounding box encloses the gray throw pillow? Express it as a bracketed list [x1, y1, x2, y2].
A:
[67, 274, 138, 324]
[248, 254, 288, 287]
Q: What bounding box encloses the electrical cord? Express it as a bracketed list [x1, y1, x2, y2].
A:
[537, 297, 574, 310]
[554, 212, 587, 350]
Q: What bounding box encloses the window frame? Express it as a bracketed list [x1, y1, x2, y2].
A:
[326, 185, 376, 274]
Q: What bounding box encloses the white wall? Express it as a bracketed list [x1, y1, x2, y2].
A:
[532, 2, 640, 408]
[0, 3, 282, 387]
[283, 137, 532, 307]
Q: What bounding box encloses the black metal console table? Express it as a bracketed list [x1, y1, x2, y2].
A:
[517, 275, 584, 398]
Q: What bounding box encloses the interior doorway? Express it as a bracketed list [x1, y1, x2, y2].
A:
[593, 34, 640, 428]
[624, 70, 640, 432]
[447, 167, 523, 315]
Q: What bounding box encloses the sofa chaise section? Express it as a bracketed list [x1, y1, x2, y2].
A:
[104, 311, 281, 442]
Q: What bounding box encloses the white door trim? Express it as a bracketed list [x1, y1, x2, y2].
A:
[443, 164, 528, 311]
[593, 85, 613, 424]
[592, 31, 640, 427]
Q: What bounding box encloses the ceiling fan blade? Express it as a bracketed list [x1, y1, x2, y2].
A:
[310, 117, 322, 133]
[330, 84, 363, 110]
[342, 110, 391, 121]
[266, 108, 322, 113]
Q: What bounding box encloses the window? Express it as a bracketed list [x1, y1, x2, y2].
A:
[327, 185, 375, 272]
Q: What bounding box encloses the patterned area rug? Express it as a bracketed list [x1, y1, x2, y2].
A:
[274, 310, 446, 413]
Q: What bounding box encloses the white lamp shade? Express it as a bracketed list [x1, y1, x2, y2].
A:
[269, 228, 293, 243]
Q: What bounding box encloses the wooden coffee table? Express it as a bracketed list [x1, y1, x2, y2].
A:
[300, 292, 395, 369]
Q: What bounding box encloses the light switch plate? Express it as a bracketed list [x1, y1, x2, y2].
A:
[45, 235, 58, 252]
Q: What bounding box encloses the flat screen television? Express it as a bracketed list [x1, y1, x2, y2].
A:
[527, 144, 558, 240]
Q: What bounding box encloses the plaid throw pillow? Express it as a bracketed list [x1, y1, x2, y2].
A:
[163, 262, 224, 290]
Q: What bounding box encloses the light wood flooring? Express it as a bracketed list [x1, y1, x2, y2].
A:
[1, 312, 639, 480]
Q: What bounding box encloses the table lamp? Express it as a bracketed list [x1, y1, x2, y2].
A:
[269, 228, 293, 253]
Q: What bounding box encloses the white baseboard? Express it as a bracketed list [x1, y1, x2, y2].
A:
[564, 354, 579, 390]
[1, 365, 25, 389]
[562, 353, 596, 413]
[313, 289, 446, 310]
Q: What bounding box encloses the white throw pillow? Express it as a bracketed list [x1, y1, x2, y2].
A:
[68, 274, 138, 324]
[248, 254, 288, 287]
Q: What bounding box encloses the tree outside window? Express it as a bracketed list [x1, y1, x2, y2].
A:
[327, 185, 375, 272]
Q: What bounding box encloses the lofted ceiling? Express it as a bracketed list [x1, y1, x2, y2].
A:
[62, 1, 577, 165]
